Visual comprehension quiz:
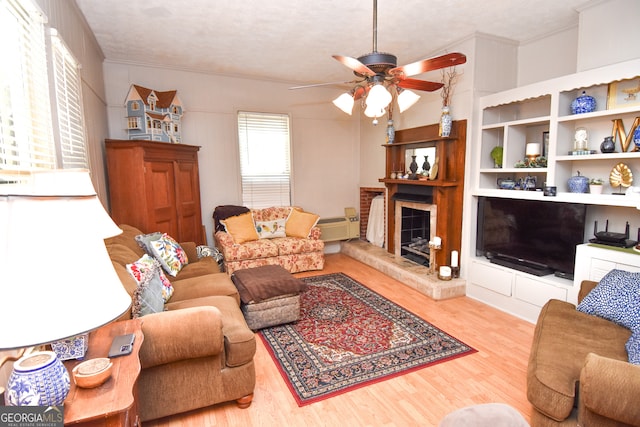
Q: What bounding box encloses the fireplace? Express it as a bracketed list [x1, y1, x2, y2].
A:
[394, 201, 437, 265]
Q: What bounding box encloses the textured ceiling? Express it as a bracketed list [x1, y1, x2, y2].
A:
[76, 0, 593, 86]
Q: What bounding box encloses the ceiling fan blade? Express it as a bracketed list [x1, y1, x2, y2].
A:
[390, 52, 467, 77]
[289, 80, 356, 90]
[332, 55, 376, 77]
[397, 79, 444, 92]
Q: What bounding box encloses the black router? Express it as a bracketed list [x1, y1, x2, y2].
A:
[589, 220, 637, 248]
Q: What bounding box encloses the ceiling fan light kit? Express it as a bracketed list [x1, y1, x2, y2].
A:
[332, 91, 355, 115]
[326, 0, 467, 124]
[397, 88, 421, 113]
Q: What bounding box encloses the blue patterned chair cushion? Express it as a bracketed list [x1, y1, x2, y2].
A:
[577, 269, 640, 364]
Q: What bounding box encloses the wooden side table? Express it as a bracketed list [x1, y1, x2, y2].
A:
[63, 319, 143, 427]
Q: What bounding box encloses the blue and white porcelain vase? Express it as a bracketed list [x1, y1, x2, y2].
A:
[5, 351, 70, 406]
[571, 91, 596, 114]
[386, 119, 395, 144]
[439, 106, 452, 137]
[633, 126, 640, 151]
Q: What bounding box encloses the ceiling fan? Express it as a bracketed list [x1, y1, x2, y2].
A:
[293, 0, 466, 123]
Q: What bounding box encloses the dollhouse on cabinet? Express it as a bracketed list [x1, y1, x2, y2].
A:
[125, 84, 183, 143]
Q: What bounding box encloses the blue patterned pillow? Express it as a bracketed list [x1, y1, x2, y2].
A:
[627, 332, 640, 365]
[577, 269, 640, 364]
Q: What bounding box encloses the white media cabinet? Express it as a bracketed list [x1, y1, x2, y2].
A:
[466, 58, 640, 323]
[574, 244, 640, 287]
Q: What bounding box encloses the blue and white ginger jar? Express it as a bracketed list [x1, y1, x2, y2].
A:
[567, 171, 589, 193]
[571, 91, 596, 114]
[5, 351, 70, 406]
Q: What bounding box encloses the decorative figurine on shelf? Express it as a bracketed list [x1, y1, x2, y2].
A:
[490, 146, 503, 168]
[571, 91, 596, 114]
[125, 84, 183, 143]
[409, 155, 419, 179]
[573, 127, 589, 151]
[422, 156, 431, 174]
[600, 136, 616, 153]
[609, 163, 633, 195]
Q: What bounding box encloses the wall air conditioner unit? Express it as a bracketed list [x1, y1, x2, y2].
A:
[317, 216, 360, 242]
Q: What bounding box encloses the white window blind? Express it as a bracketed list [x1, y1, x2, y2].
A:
[237, 111, 291, 208]
[50, 28, 88, 169]
[0, 0, 56, 172]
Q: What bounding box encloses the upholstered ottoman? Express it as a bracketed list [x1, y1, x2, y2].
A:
[231, 265, 307, 330]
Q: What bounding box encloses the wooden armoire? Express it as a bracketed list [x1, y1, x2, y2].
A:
[105, 139, 204, 244]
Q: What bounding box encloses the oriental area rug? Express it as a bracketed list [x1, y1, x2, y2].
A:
[258, 273, 476, 406]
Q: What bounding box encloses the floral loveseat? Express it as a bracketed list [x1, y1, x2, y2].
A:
[213, 205, 325, 274]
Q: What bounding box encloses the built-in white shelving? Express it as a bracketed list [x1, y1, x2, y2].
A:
[466, 58, 640, 322]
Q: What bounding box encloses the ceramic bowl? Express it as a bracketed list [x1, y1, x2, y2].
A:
[72, 357, 112, 388]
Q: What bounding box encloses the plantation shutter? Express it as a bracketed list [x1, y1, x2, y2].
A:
[237, 112, 291, 208]
[0, 0, 56, 172]
[49, 29, 89, 169]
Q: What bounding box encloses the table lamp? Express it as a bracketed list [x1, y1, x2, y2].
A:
[0, 169, 131, 406]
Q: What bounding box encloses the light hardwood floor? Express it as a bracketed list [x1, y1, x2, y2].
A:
[146, 253, 536, 427]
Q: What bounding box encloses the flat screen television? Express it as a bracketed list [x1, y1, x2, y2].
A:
[476, 197, 587, 278]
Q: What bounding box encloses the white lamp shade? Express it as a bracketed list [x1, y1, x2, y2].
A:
[397, 89, 421, 113]
[332, 92, 355, 115]
[364, 105, 385, 118]
[526, 143, 541, 156]
[366, 84, 392, 111]
[0, 169, 131, 349]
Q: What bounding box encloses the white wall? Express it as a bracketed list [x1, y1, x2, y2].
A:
[577, 0, 640, 72]
[518, 27, 579, 86]
[103, 63, 361, 245]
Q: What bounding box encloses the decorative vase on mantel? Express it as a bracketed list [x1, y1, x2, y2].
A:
[386, 119, 395, 144]
[439, 106, 452, 137]
[422, 156, 431, 174]
[409, 155, 419, 179]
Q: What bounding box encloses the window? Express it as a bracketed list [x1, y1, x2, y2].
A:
[0, 0, 89, 174]
[50, 29, 88, 169]
[237, 111, 291, 208]
[127, 117, 140, 130]
[0, 0, 56, 171]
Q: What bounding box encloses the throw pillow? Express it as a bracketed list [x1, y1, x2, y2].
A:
[256, 219, 286, 239]
[627, 332, 640, 365]
[196, 245, 224, 263]
[577, 269, 640, 364]
[221, 211, 259, 244]
[149, 233, 189, 277]
[126, 254, 174, 302]
[285, 209, 319, 238]
[128, 257, 165, 318]
[134, 232, 163, 254]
